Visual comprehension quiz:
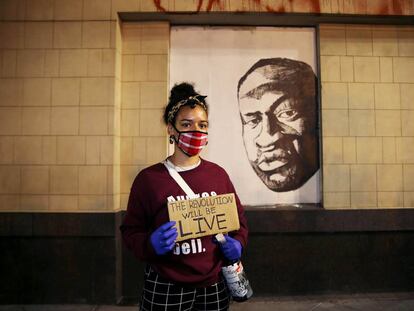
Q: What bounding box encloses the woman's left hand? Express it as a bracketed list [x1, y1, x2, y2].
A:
[219, 235, 242, 262]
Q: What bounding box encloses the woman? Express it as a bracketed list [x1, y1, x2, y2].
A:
[120, 82, 248, 311]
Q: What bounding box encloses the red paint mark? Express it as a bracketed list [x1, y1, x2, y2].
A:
[196, 0, 204, 12]
[392, 0, 403, 14]
[378, 4, 390, 15]
[281, 0, 320, 13]
[310, 0, 321, 13]
[153, 0, 166, 12]
[287, 0, 294, 11]
[206, 0, 222, 11]
[265, 5, 286, 13]
[252, 0, 262, 11]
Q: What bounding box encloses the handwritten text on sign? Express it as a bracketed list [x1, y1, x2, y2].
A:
[168, 193, 240, 241]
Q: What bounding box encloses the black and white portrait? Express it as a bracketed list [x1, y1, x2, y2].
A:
[237, 58, 319, 193]
[170, 27, 321, 206]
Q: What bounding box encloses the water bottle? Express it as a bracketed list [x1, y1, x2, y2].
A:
[216, 234, 253, 302]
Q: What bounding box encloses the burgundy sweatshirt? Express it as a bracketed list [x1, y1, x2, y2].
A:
[120, 158, 248, 287]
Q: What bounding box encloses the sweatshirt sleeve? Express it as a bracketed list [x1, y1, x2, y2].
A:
[120, 173, 157, 261]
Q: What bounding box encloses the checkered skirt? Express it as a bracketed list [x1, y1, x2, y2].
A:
[139, 266, 230, 311]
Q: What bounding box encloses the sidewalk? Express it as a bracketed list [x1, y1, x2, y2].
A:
[1, 292, 414, 311]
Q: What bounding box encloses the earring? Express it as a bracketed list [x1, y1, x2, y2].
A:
[169, 135, 174, 144]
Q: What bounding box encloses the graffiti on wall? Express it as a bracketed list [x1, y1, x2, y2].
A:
[152, 0, 411, 15]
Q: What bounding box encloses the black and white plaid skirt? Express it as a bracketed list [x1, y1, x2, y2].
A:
[139, 266, 230, 311]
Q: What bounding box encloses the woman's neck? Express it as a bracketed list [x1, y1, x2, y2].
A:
[168, 152, 200, 168]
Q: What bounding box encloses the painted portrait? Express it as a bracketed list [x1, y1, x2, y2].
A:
[169, 27, 320, 206]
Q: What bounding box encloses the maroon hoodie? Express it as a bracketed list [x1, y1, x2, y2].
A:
[120, 158, 248, 287]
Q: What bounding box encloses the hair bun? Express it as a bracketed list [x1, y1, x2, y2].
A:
[169, 82, 197, 103]
[163, 82, 208, 125]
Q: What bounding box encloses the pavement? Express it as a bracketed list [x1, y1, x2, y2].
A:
[1, 292, 414, 311]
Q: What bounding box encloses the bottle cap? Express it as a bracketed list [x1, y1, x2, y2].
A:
[215, 233, 226, 245]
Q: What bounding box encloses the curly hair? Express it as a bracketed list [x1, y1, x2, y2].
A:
[163, 82, 208, 125]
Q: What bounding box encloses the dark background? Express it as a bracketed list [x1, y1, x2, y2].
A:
[1, 210, 414, 304]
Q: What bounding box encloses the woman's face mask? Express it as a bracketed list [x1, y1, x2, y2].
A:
[173, 127, 208, 157]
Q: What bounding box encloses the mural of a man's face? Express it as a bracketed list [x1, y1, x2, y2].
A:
[237, 58, 319, 192]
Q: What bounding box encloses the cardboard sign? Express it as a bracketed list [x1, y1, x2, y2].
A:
[168, 193, 240, 241]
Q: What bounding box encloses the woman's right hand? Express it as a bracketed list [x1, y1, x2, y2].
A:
[150, 221, 178, 255]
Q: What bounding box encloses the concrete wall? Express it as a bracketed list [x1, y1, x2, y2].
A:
[0, 2, 174, 213]
[119, 22, 169, 212]
[1, 0, 414, 304]
[0, 1, 413, 212]
[0, 2, 118, 212]
[321, 24, 414, 208]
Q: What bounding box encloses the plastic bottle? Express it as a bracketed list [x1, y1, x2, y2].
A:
[216, 233, 253, 302]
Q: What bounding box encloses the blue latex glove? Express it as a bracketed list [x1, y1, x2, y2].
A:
[219, 235, 242, 262]
[150, 221, 178, 255]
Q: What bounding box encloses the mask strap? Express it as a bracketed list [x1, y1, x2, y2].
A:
[170, 124, 181, 144]
[171, 123, 208, 135]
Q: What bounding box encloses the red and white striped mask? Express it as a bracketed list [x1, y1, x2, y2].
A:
[174, 130, 208, 157]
